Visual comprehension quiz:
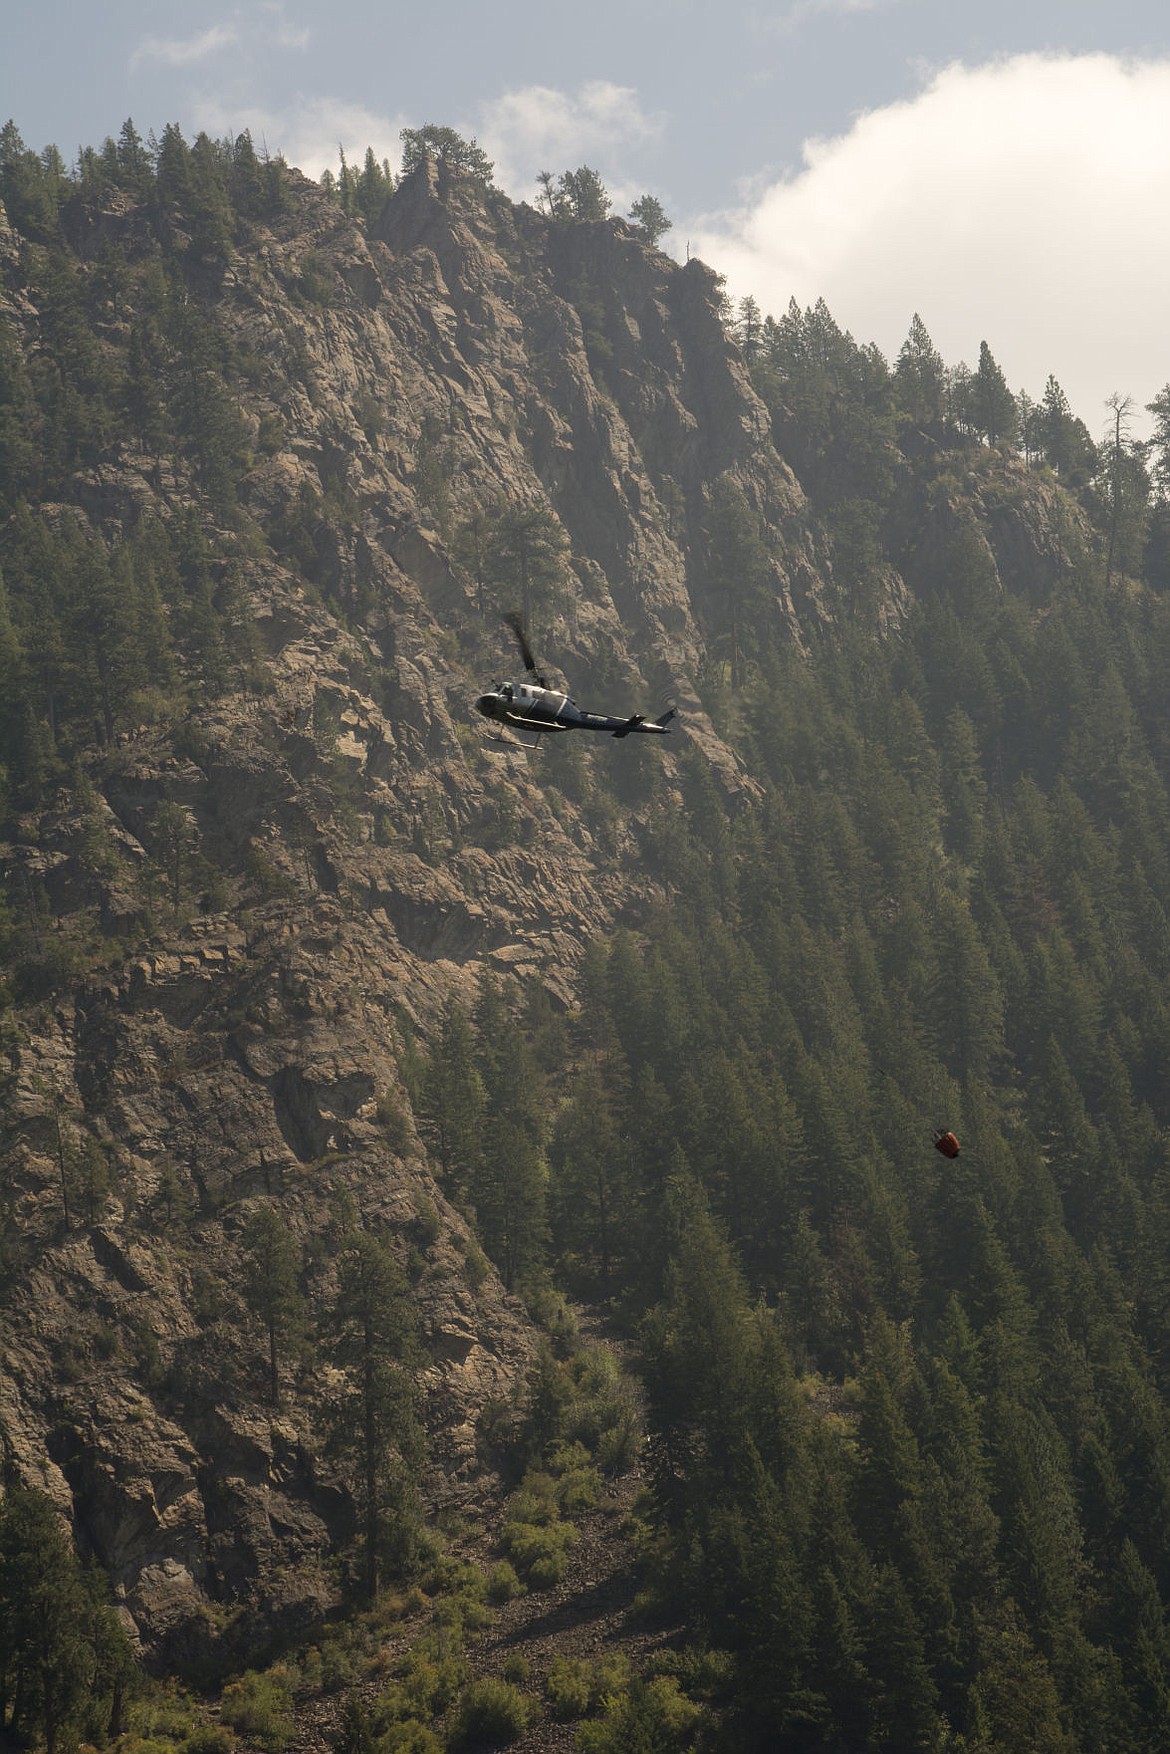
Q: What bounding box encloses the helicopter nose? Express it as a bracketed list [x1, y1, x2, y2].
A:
[475, 694, 498, 719]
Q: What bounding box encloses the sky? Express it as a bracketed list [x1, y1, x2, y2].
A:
[6, 0, 1170, 437]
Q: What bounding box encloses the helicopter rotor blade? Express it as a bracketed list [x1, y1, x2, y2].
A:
[503, 611, 540, 678]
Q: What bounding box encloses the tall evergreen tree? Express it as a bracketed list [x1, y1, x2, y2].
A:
[400, 125, 493, 185]
[1040, 375, 1097, 484]
[0, 1489, 132, 1752]
[484, 503, 569, 628]
[558, 165, 611, 221]
[970, 341, 1019, 447]
[420, 996, 485, 1204]
[549, 1057, 630, 1288]
[894, 313, 948, 426]
[241, 1204, 305, 1405]
[703, 475, 769, 689]
[628, 193, 671, 244]
[325, 1228, 425, 1598]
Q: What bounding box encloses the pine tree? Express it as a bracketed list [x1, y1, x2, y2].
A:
[228, 130, 266, 218]
[0, 1490, 102, 1753]
[467, 979, 549, 1290]
[355, 147, 394, 222]
[628, 193, 671, 245]
[483, 503, 569, 628]
[400, 125, 493, 185]
[703, 475, 769, 689]
[967, 1601, 1077, 1754]
[1147, 383, 1170, 502]
[970, 341, 1019, 447]
[188, 132, 234, 262]
[549, 1058, 630, 1288]
[940, 706, 988, 861]
[928, 889, 1005, 1080]
[642, 1173, 770, 1522]
[113, 118, 151, 192]
[854, 1337, 955, 1671]
[894, 313, 947, 426]
[1101, 393, 1151, 588]
[558, 166, 610, 221]
[1105, 1537, 1170, 1742]
[420, 997, 485, 1204]
[1040, 375, 1097, 485]
[153, 121, 191, 209]
[325, 1229, 425, 1598]
[241, 1205, 305, 1405]
[862, 1564, 940, 1751]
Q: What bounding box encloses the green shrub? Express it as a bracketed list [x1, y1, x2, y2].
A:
[320, 1636, 358, 1691]
[476, 1397, 516, 1459]
[545, 1656, 592, 1720]
[530, 1555, 563, 1588]
[378, 1648, 466, 1722]
[219, 1666, 295, 1750]
[449, 1678, 531, 1748]
[121, 1738, 186, 1754]
[378, 1088, 413, 1152]
[412, 1586, 482, 1635]
[594, 1416, 640, 1474]
[485, 1561, 524, 1605]
[590, 1652, 632, 1705]
[524, 1286, 579, 1353]
[459, 1596, 494, 1631]
[567, 1347, 642, 1471]
[555, 1464, 601, 1517]
[426, 1555, 486, 1600]
[648, 1644, 736, 1700]
[499, 1518, 577, 1586]
[547, 1439, 591, 1475]
[257, 412, 287, 455]
[507, 1472, 559, 1527]
[132, 1694, 199, 1741]
[183, 1731, 234, 1754]
[431, 1596, 470, 1639]
[577, 1678, 701, 1753]
[381, 1725, 442, 1753]
[461, 1241, 489, 1290]
[408, 1192, 441, 1247]
[501, 1653, 530, 1685]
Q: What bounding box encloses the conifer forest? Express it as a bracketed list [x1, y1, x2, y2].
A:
[5, 117, 1170, 1753]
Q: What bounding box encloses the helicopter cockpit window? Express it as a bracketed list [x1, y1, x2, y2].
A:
[501, 684, 514, 703]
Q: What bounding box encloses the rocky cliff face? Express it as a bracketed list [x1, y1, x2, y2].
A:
[0, 154, 1077, 1665]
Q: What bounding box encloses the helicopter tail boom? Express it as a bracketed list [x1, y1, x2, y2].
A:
[612, 706, 675, 737]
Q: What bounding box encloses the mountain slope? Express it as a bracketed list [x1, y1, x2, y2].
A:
[0, 130, 1147, 1711]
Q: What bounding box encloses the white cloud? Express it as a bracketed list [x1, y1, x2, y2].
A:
[131, 6, 308, 75]
[688, 53, 1170, 432]
[764, 0, 892, 35]
[131, 24, 238, 71]
[192, 77, 659, 207]
[192, 94, 406, 179]
[259, 0, 310, 53]
[477, 81, 663, 202]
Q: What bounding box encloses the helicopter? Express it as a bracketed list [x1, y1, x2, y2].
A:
[476, 613, 676, 746]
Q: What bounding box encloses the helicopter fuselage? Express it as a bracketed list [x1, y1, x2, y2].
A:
[476, 681, 673, 738]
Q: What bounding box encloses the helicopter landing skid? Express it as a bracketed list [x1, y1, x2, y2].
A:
[482, 728, 536, 754]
